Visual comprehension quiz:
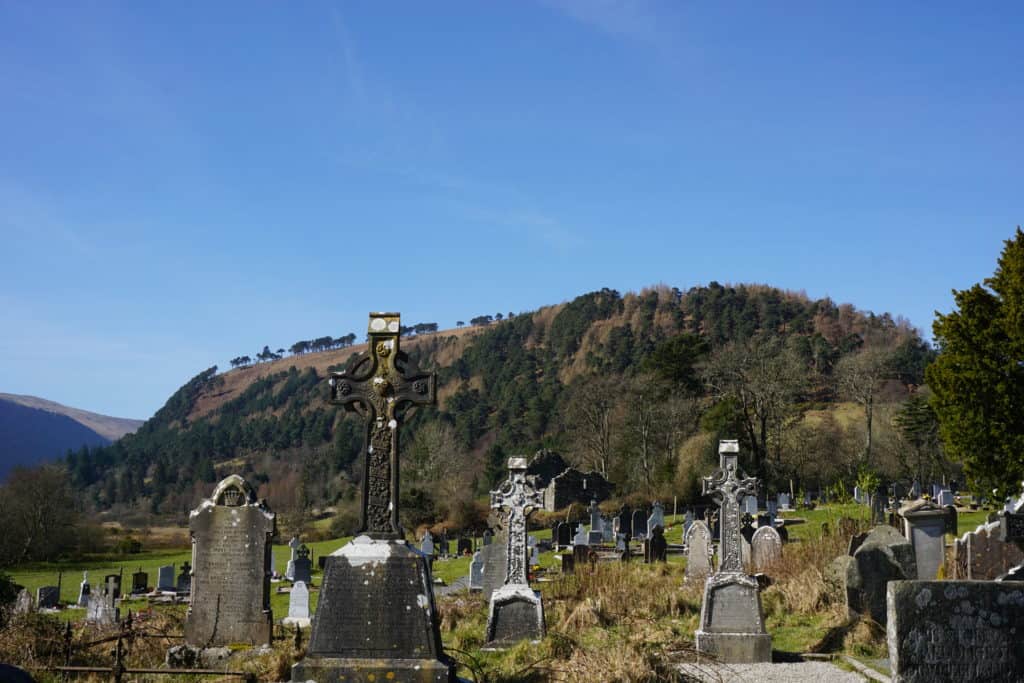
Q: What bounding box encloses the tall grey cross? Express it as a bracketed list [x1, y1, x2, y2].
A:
[491, 457, 544, 587]
[329, 312, 436, 540]
[702, 440, 758, 573]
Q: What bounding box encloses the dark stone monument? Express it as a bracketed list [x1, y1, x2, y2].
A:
[184, 474, 276, 647]
[484, 457, 546, 649]
[293, 313, 454, 683]
[157, 565, 175, 592]
[555, 522, 571, 548]
[617, 506, 633, 538]
[458, 537, 473, 556]
[292, 545, 312, 585]
[632, 509, 648, 540]
[887, 580, 1024, 682]
[131, 570, 149, 595]
[483, 529, 493, 546]
[36, 586, 59, 609]
[695, 440, 771, 663]
[176, 562, 191, 594]
[645, 526, 667, 563]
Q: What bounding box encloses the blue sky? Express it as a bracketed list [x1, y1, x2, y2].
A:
[1, 1, 1021, 419]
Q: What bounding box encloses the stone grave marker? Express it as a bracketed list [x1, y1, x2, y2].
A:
[617, 506, 632, 538]
[778, 493, 791, 510]
[646, 526, 667, 563]
[483, 529, 493, 546]
[285, 536, 301, 581]
[103, 573, 121, 600]
[750, 525, 782, 572]
[952, 519, 1024, 579]
[684, 520, 713, 582]
[283, 581, 311, 628]
[765, 500, 777, 526]
[899, 499, 947, 580]
[469, 551, 484, 591]
[601, 516, 614, 543]
[555, 522, 571, 548]
[694, 440, 771, 663]
[870, 484, 888, 525]
[632, 509, 648, 539]
[86, 578, 119, 626]
[743, 496, 758, 515]
[176, 562, 191, 593]
[484, 457, 546, 649]
[458, 537, 473, 556]
[13, 589, 32, 614]
[931, 483, 942, 500]
[648, 501, 665, 537]
[184, 474, 276, 647]
[828, 524, 916, 626]
[572, 523, 588, 547]
[887, 580, 1024, 682]
[77, 571, 91, 606]
[684, 509, 694, 536]
[481, 509, 509, 602]
[587, 500, 604, 544]
[420, 530, 435, 557]
[439, 530, 452, 559]
[292, 545, 312, 585]
[937, 489, 954, 508]
[294, 313, 454, 683]
[131, 570, 148, 594]
[36, 586, 59, 609]
[157, 565, 175, 592]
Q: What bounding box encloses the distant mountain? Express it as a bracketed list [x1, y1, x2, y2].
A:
[0, 394, 143, 480]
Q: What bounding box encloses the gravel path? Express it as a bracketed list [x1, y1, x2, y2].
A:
[678, 661, 873, 682]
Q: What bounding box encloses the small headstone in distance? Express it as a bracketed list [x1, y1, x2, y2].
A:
[684, 521, 713, 582]
[469, 552, 485, 591]
[103, 574, 121, 600]
[77, 571, 91, 606]
[647, 526, 668, 563]
[560, 553, 575, 574]
[318, 555, 328, 570]
[750, 525, 783, 572]
[176, 562, 192, 593]
[556, 522, 571, 548]
[483, 529, 493, 546]
[131, 570, 148, 594]
[157, 565, 175, 592]
[36, 586, 59, 609]
[632, 509, 648, 539]
[283, 581, 311, 628]
[14, 589, 33, 614]
[458, 538, 473, 556]
[292, 546, 313, 585]
[420, 531, 434, 557]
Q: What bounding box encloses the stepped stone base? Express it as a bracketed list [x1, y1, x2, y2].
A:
[695, 572, 772, 663]
[291, 657, 453, 683]
[484, 585, 545, 649]
[694, 631, 772, 663]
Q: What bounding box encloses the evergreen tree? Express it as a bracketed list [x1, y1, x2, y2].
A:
[927, 227, 1024, 497]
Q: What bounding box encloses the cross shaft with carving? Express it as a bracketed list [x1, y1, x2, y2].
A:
[329, 312, 435, 539]
[491, 459, 543, 587]
[703, 451, 758, 573]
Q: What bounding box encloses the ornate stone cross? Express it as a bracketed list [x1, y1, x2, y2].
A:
[702, 439, 758, 573]
[491, 457, 544, 587]
[329, 312, 436, 539]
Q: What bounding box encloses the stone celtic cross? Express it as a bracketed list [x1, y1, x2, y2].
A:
[329, 312, 436, 539]
[491, 457, 544, 586]
[702, 440, 758, 573]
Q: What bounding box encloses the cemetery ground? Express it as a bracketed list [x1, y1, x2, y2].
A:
[1, 501, 975, 682]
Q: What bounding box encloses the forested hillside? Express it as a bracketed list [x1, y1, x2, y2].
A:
[62, 283, 937, 527]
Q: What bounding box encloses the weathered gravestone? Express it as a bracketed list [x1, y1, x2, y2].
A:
[645, 526, 667, 563]
[36, 586, 59, 609]
[647, 501, 665, 538]
[483, 529, 493, 546]
[684, 520, 713, 583]
[103, 573, 121, 600]
[555, 522, 571, 548]
[617, 506, 632, 538]
[485, 457, 546, 649]
[899, 499, 947, 580]
[743, 496, 758, 515]
[283, 581, 310, 628]
[951, 520, 1024, 580]
[176, 562, 191, 594]
[184, 474, 276, 647]
[998, 510, 1024, 579]
[871, 484, 888, 525]
[13, 589, 33, 614]
[632, 509, 648, 540]
[750, 525, 782, 572]
[292, 545, 312, 585]
[86, 578, 119, 626]
[157, 565, 175, 592]
[887, 580, 1024, 683]
[684, 509, 694, 536]
[293, 313, 455, 683]
[480, 509, 509, 602]
[778, 493, 791, 510]
[420, 530, 435, 557]
[694, 440, 771, 663]
[285, 536, 301, 581]
[827, 524, 917, 626]
[587, 500, 603, 545]
[131, 570, 149, 595]
[937, 489, 954, 508]
[77, 571, 90, 606]
[469, 551, 485, 592]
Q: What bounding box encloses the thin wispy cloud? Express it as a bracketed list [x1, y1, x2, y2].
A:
[541, 0, 674, 49]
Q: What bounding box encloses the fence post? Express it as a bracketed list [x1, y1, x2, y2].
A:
[112, 632, 125, 683]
